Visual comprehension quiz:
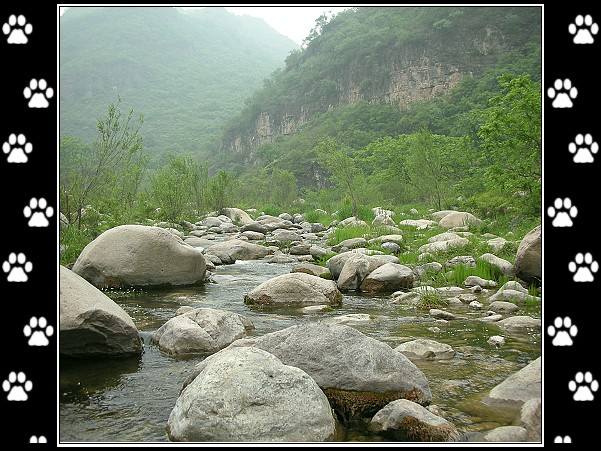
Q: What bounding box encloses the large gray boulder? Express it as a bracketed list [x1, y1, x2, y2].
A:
[59, 266, 142, 356]
[438, 211, 483, 228]
[514, 226, 541, 284]
[220, 207, 254, 225]
[219, 323, 432, 421]
[359, 263, 415, 292]
[482, 357, 541, 410]
[337, 253, 372, 291]
[151, 308, 254, 355]
[244, 272, 342, 307]
[205, 238, 272, 264]
[496, 316, 542, 334]
[72, 225, 206, 289]
[369, 399, 460, 442]
[168, 347, 336, 442]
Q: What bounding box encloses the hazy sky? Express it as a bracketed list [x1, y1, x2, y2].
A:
[211, 6, 350, 45]
[59, 5, 351, 46]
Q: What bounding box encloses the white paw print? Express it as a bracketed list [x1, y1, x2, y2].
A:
[554, 436, 572, 443]
[2, 371, 32, 401]
[2, 133, 32, 163]
[569, 14, 599, 44]
[569, 133, 598, 163]
[547, 198, 578, 227]
[569, 371, 599, 401]
[569, 252, 599, 282]
[2, 252, 32, 282]
[2, 14, 32, 44]
[23, 79, 54, 108]
[548, 79, 578, 108]
[29, 436, 47, 443]
[24, 317, 54, 346]
[547, 317, 578, 346]
[24, 198, 54, 227]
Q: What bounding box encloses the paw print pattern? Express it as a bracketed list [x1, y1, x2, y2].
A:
[548, 317, 578, 346]
[569, 133, 598, 163]
[2, 252, 32, 282]
[548, 79, 578, 108]
[569, 252, 599, 282]
[23, 78, 54, 108]
[29, 436, 47, 443]
[547, 198, 578, 227]
[2, 133, 32, 163]
[2, 14, 32, 44]
[24, 317, 54, 346]
[2, 371, 32, 401]
[24, 198, 54, 227]
[569, 372, 599, 401]
[569, 14, 599, 44]
[554, 436, 572, 443]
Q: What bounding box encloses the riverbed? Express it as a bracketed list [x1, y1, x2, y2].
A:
[59, 259, 541, 443]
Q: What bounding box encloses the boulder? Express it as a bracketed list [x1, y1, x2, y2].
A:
[395, 339, 455, 360]
[220, 207, 254, 225]
[72, 225, 206, 289]
[244, 272, 342, 307]
[399, 219, 437, 229]
[479, 253, 515, 276]
[496, 316, 542, 333]
[438, 211, 483, 228]
[483, 426, 528, 442]
[220, 323, 432, 421]
[59, 266, 142, 356]
[482, 357, 541, 410]
[205, 239, 272, 264]
[291, 262, 332, 279]
[337, 253, 372, 291]
[431, 210, 458, 221]
[167, 347, 335, 442]
[514, 226, 541, 284]
[359, 263, 415, 292]
[418, 238, 470, 254]
[369, 399, 460, 442]
[151, 308, 254, 355]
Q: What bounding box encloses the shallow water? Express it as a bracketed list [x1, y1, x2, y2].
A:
[59, 260, 541, 443]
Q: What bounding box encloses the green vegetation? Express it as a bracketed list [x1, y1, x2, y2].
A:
[59, 6, 541, 272]
[60, 6, 297, 169]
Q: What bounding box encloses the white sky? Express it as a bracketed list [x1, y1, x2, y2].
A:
[213, 6, 351, 45]
[59, 5, 352, 46]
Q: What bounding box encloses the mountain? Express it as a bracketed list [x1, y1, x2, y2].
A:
[59, 6, 298, 168]
[216, 6, 541, 177]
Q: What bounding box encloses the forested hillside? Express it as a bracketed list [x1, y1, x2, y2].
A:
[59, 6, 541, 265]
[59, 6, 298, 168]
[212, 6, 541, 219]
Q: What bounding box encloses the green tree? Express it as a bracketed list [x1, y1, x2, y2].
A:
[59, 98, 145, 229]
[149, 155, 200, 223]
[478, 74, 541, 215]
[405, 129, 473, 210]
[315, 137, 361, 218]
[269, 169, 299, 207]
[210, 170, 236, 212]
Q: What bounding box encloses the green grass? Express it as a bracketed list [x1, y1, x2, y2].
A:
[59, 226, 95, 267]
[416, 291, 449, 309]
[303, 209, 335, 226]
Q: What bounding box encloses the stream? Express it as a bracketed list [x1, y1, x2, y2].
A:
[59, 259, 541, 443]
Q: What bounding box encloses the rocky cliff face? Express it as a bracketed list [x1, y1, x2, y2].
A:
[220, 23, 517, 155]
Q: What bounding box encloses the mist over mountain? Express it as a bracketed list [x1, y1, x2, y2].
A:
[59, 6, 298, 168]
